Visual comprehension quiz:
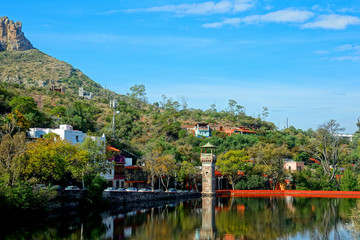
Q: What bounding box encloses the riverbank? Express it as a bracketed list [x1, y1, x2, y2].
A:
[216, 190, 360, 198]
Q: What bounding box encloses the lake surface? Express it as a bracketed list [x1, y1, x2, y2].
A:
[3, 196, 360, 239]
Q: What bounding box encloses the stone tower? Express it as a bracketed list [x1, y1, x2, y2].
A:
[200, 142, 216, 196]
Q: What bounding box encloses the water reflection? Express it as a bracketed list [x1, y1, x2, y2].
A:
[3, 197, 360, 239]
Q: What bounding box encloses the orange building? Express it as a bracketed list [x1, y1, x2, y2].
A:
[219, 126, 256, 136]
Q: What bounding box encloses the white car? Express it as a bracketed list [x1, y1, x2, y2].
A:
[126, 187, 138, 192]
[65, 186, 80, 190]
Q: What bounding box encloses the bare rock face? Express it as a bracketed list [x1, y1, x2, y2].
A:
[0, 16, 34, 51]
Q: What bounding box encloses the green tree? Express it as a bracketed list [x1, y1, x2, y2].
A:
[177, 161, 199, 190]
[340, 169, 358, 191]
[308, 120, 346, 184]
[216, 150, 250, 190]
[9, 96, 49, 127]
[0, 133, 27, 187]
[127, 84, 147, 108]
[64, 101, 98, 132]
[248, 143, 291, 190]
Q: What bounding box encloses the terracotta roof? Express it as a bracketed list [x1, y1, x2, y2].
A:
[106, 146, 120, 152]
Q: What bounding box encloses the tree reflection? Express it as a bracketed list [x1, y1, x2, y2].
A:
[215, 197, 355, 240]
[2, 197, 357, 239]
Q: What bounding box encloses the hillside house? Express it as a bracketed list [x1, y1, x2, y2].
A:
[27, 124, 105, 144]
[219, 126, 256, 136]
[103, 146, 126, 188]
[283, 160, 304, 172]
[79, 87, 93, 100]
[194, 123, 211, 138]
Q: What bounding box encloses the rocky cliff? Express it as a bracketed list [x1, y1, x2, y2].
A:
[0, 16, 109, 97]
[0, 16, 34, 51]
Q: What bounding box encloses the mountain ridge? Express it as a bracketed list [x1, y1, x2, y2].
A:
[0, 16, 114, 98]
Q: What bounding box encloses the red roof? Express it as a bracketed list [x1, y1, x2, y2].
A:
[125, 166, 140, 169]
[107, 146, 120, 152]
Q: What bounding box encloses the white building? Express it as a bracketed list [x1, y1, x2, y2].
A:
[27, 124, 105, 145]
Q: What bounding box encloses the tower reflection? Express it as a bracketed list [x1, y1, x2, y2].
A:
[200, 197, 216, 240]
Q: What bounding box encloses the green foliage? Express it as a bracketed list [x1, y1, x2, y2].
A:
[295, 152, 310, 162]
[340, 169, 358, 191]
[0, 179, 55, 211]
[235, 175, 267, 190]
[9, 96, 50, 127]
[216, 150, 250, 190]
[49, 106, 66, 117]
[64, 101, 99, 132]
[0, 86, 15, 114]
[83, 174, 108, 207]
[25, 135, 89, 184]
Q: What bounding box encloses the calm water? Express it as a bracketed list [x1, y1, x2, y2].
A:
[3, 197, 360, 240]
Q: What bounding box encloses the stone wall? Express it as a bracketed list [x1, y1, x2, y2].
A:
[103, 191, 201, 205]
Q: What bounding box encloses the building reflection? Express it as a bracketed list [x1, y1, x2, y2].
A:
[198, 197, 216, 240]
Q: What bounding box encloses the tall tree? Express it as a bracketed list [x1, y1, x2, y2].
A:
[308, 120, 346, 183]
[248, 143, 291, 190]
[216, 150, 250, 190]
[0, 133, 27, 187]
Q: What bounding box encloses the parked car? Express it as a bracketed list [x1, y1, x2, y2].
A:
[51, 185, 62, 191]
[104, 187, 116, 192]
[33, 184, 47, 189]
[138, 188, 151, 192]
[167, 188, 177, 193]
[116, 188, 127, 192]
[153, 189, 164, 192]
[126, 187, 138, 192]
[65, 186, 80, 190]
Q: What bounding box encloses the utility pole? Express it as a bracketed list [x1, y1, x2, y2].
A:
[286, 118, 289, 129]
[110, 99, 118, 138]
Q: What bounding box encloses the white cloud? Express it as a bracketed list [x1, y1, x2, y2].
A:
[202, 22, 224, 28]
[334, 44, 353, 51]
[202, 9, 314, 28]
[331, 56, 360, 61]
[302, 14, 360, 30]
[242, 10, 314, 24]
[126, 0, 255, 15]
[233, 0, 256, 12]
[311, 4, 333, 13]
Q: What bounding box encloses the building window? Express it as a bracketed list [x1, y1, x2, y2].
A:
[288, 166, 291, 171]
[297, 166, 302, 172]
[76, 136, 79, 142]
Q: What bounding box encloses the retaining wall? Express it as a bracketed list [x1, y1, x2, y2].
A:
[103, 191, 201, 205]
[216, 190, 360, 198]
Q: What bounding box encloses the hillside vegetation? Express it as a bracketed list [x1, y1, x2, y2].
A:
[1, 46, 360, 209]
[0, 49, 111, 97]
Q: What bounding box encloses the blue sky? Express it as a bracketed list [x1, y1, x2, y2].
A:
[2, 0, 360, 133]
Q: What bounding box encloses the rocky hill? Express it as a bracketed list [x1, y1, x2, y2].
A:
[0, 16, 33, 51]
[0, 16, 111, 97]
